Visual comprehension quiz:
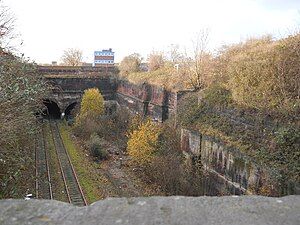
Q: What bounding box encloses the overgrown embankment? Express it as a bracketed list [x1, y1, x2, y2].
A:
[118, 33, 300, 195]
[0, 49, 48, 198]
[176, 35, 300, 195]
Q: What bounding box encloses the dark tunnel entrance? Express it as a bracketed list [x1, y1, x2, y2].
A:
[64, 102, 78, 121]
[43, 100, 61, 119]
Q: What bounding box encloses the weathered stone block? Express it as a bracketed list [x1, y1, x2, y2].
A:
[0, 196, 299, 225]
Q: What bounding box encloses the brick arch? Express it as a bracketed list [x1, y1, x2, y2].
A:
[64, 101, 79, 119]
[43, 99, 62, 118]
[44, 98, 61, 109]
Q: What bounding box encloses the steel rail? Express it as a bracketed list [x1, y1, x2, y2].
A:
[48, 119, 86, 206]
[54, 122, 87, 206]
[48, 120, 72, 204]
[35, 123, 53, 199]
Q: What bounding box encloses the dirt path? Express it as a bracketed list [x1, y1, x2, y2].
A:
[98, 139, 162, 197]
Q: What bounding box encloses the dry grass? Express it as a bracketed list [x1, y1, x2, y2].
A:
[121, 64, 188, 90]
[218, 34, 300, 115]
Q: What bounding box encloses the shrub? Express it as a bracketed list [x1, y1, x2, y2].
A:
[77, 88, 104, 121]
[176, 92, 200, 127]
[119, 53, 142, 75]
[88, 133, 108, 160]
[136, 124, 204, 196]
[203, 84, 233, 109]
[148, 52, 165, 71]
[98, 106, 130, 137]
[127, 114, 143, 135]
[127, 120, 160, 165]
[273, 126, 300, 185]
[73, 116, 99, 139]
[74, 88, 105, 137]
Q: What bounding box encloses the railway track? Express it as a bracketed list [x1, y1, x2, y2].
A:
[35, 124, 53, 200]
[48, 119, 87, 206]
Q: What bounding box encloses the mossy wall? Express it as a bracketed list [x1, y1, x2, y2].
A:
[180, 128, 298, 196]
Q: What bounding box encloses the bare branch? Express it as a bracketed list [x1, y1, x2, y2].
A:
[0, 1, 16, 48]
[60, 48, 83, 66]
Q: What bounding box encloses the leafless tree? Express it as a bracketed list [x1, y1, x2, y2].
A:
[0, 0, 15, 49]
[148, 51, 165, 71]
[180, 29, 214, 90]
[61, 48, 83, 66]
[168, 44, 184, 64]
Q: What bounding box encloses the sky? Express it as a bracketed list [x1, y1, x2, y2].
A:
[4, 0, 300, 64]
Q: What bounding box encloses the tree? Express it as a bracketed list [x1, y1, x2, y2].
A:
[0, 1, 49, 198]
[147, 51, 165, 71]
[78, 88, 104, 119]
[168, 44, 183, 65]
[127, 120, 160, 165]
[188, 29, 214, 90]
[119, 53, 142, 75]
[177, 29, 214, 90]
[61, 48, 83, 66]
[73, 88, 104, 139]
[0, 0, 15, 49]
[0, 29, 48, 198]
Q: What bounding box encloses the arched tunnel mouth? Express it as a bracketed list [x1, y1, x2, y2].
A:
[42, 99, 61, 119]
[64, 102, 78, 121]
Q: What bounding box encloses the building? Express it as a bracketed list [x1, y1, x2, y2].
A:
[94, 48, 114, 66]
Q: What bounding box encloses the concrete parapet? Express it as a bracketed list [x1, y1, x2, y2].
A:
[0, 196, 299, 225]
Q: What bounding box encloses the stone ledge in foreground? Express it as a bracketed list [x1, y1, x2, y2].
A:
[0, 196, 299, 225]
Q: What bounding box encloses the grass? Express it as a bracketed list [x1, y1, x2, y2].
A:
[122, 65, 187, 90]
[58, 122, 112, 203]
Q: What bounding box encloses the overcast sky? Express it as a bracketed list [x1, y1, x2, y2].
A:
[5, 0, 300, 64]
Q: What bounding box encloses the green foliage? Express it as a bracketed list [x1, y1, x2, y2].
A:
[73, 116, 100, 139]
[176, 92, 199, 126]
[88, 133, 108, 160]
[273, 127, 300, 183]
[0, 49, 48, 198]
[254, 126, 300, 194]
[203, 85, 233, 109]
[73, 105, 130, 148]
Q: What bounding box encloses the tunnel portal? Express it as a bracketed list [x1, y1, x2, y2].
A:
[65, 102, 78, 121]
[43, 100, 61, 119]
